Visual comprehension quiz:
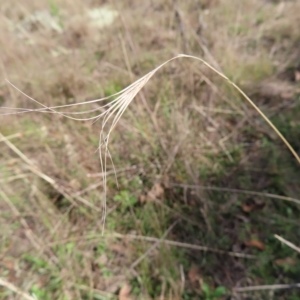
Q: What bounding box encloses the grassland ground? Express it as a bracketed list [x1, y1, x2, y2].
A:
[0, 0, 300, 299]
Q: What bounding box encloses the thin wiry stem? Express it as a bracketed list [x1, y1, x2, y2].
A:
[111, 232, 256, 259]
[0, 277, 36, 300]
[177, 54, 300, 164]
[2, 54, 300, 233]
[274, 234, 300, 253]
[234, 283, 300, 292]
[170, 183, 300, 205]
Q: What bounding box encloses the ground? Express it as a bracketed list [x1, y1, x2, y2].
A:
[0, 0, 300, 299]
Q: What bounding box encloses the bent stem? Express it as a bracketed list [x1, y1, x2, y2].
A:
[3, 54, 300, 232]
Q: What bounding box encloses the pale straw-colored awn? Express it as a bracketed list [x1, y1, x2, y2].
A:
[2, 54, 300, 233]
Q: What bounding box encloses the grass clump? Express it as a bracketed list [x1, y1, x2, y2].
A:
[1, 0, 300, 299]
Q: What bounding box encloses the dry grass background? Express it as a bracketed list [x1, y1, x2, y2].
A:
[1, 0, 300, 299]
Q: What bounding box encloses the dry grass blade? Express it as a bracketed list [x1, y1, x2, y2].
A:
[76, 285, 115, 298]
[274, 234, 300, 253]
[0, 188, 59, 267]
[0, 132, 99, 213]
[234, 283, 300, 292]
[177, 54, 300, 165]
[0, 277, 36, 300]
[130, 220, 179, 269]
[112, 232, 256, 259]
[0, 189, 41, 251]
[0, 132, 22, 142]
[3, 54, 300, 232]
[171, 183, 300, 205]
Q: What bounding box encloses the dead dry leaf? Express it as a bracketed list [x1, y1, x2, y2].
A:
[245, 239, 265, 251]
[119, 283, 131, 300]
[241, 203, 255, 213]
[139, 194, 147, 204]
[110, 243, 127, 255]
[148, 183, 164, 200]
[188, 264, 201, 286]
[275, 257, 296, 267]
[1, 259, 14, 270]
[241, 201, 265, 213]
[140, 183, 164, 203]
[295, 71, 300, 82]
[281, 91, 294, 99]
[96, 253, 108, 265]
[258, 80, 295, 99]
[69, 178, 81, 191]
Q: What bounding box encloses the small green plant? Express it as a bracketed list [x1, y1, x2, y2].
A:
[104, 82, 123, 97]
[114, 190, 137, 208]
[201, 282, 227, 300]
[49, 0, 64, 29]
[31, 285, 48, 300]
[30, 276, 63, 300]
[23, 254, 49, 271]
[49, 1, 59, 17]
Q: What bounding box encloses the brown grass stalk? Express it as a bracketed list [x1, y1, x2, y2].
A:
[2, 54, 300, 231]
